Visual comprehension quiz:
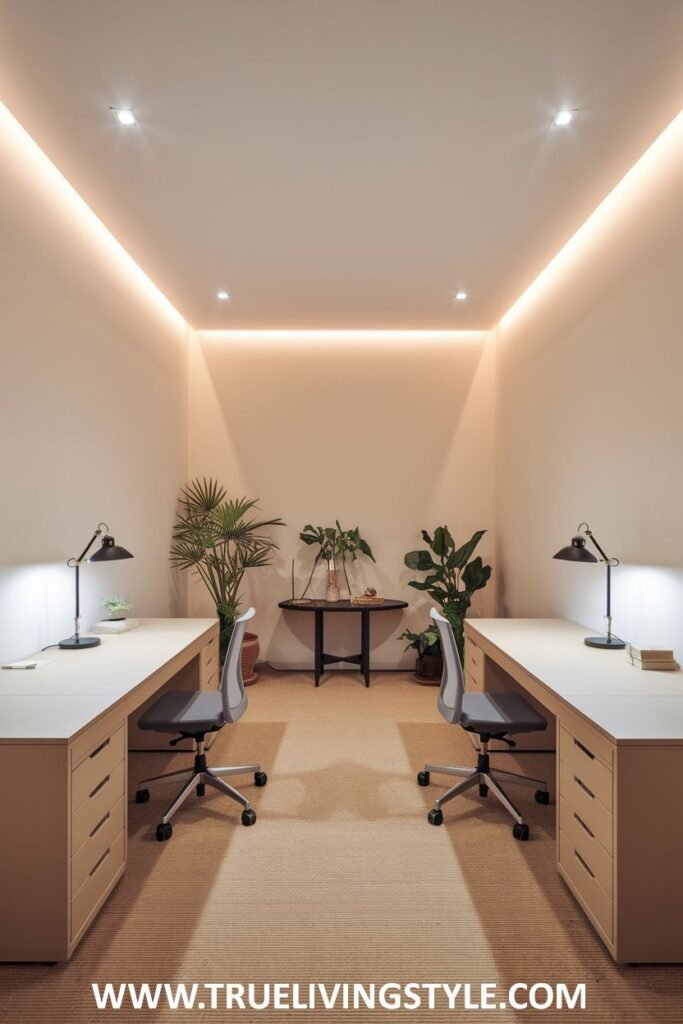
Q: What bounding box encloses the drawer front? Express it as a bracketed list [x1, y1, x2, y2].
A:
[72, 759, 126, 854]
[71, 708, 124, 767]
[465, 641, 483, 685]
[559, 832, 613, 943]
[559, 726, 613, 811]
[558, 760, 613, 855]
[203, 668, 219, 692]
[559, 796, 613, 898]
[71, 828, 125, 942]
[72, 725, 125, 811]
[72, 796, 125, 897]
[465, 669, 482, 694]
[559, 706, 614, 768]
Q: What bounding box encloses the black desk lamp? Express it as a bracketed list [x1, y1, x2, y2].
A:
[553, 522, 624, 650]
[60, 522, 133, 650]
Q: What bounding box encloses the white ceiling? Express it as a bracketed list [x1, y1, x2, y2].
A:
[1, 0, 682, 329]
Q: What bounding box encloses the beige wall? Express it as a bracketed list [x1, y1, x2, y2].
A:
[495, 111, 683, 655]
[0, 103, 189, 663]
[188, 331, 496, 668]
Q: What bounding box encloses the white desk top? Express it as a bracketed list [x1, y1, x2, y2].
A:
[466, 618, 683, 744]
[0, 618, 217, 743]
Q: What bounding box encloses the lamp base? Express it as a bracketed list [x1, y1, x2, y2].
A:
[584, 636, 626, 650]
[59, 636, 101, 650]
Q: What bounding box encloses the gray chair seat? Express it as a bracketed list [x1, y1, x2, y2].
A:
[138, 690, 225, 734]
[461, 692, 547, 735]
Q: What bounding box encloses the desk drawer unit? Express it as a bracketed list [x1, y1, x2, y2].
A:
[70, 721, 127, 945]
[557, 714, 615, 949]
[464, 640, 484, 690]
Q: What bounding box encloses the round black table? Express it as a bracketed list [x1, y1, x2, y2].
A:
[278, 598, 408, 686]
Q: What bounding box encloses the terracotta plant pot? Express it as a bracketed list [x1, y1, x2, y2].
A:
[413, 652, 443, 686]
[241, 632, 260, 685]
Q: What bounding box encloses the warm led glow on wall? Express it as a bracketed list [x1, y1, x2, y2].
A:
[499, 108, 683, 329]
[0, 102, 186, 330]
[198, 330, 487, 345]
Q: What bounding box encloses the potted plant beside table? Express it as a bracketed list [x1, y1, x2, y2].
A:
[170, 477, 284, 683]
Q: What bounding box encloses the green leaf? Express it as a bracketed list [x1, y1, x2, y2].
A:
[358, 537, 375, 562]
[421, 529, 433, 546]
[450, 529, 487, 570]
[404, 550, 437, 571]
[432, 527, 446, 556]
[462, 560, 492, 593]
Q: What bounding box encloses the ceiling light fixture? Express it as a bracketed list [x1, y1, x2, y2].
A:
[110, 107, 137, 126]
[553, 109, 574, 127]
[216, 290, 230, 300]
[455, 291, 468, 301]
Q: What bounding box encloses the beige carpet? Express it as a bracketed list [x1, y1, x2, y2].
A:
[1, 671, 682, 1022]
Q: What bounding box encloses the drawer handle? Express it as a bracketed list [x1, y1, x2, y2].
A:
[574, 775, 595, 800]
[574, 812, 595, 839]
[89, 847, 111, 878]
[89, 811, 110, 838]
[573, 738, 595, 760]
[90, 737, 111, 760]
[574, 849, 595, 879]
[89, 774, 110, 799]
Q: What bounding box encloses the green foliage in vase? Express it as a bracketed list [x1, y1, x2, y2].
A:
[403, 527, 492, 661]
[170, 477, 284, 659]
[299, 522, 375, 598]
[101, 594, 132, 618]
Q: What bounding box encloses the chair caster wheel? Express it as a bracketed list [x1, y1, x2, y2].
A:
[196, 783, 205, 797]
[254, 771, 268, 787]
[479, 783, 488, 798]
[156, 822, 173, 842]
[417, 771, 430, 787]
[135, 789, 150, 804]
[535, 789, 550, 804]
[513, 822, 530, 841]
[427, 808, 443, 826]
[241, 808, 256, 826]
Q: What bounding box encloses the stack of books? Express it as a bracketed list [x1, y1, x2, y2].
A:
[626, 644, 678, 671]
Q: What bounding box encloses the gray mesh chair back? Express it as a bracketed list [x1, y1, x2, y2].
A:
[220, 607, 255, 723]
[430, 607, 465, 725]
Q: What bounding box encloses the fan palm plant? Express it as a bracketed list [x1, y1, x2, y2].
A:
[170, 477, 285, 660]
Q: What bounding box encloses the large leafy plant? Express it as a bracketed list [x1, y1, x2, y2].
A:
[403, 527, 492, 660]
[170, 478, 284, 659]
[299, 522, 375, 599]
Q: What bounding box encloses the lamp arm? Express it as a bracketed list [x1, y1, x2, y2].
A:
[69, 522, 109, 566]
[578, 523, 619, 641]
[578, 523, 619, 567]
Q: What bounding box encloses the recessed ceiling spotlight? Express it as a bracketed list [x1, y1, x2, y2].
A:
[110, 107, 137, 126]
[216, 290, 230, 300]
[553, 109, 574, 127]
[455, 291, 468, 301]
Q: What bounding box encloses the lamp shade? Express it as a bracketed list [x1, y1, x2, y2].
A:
[89, 534, 134, 562]
[553, 535, 598, 563]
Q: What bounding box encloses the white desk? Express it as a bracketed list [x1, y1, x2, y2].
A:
[465, 618, 683, 963]
[0, 618, 218, 962]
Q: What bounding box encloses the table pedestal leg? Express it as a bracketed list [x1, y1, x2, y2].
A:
[314, 610, 323, 686]
[361, 610, 370, 687]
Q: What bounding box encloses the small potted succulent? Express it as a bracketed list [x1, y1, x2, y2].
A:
[400, 625, 443, 684]
[101, 594, 132, 620]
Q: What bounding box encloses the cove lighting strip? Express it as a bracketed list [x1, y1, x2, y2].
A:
[0, 102, 186, 330]
[499, 108, 683, 329]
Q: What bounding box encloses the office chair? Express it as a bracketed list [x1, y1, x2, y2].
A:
[135, 607, 266, 841]
[418, 609, 549, 840]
